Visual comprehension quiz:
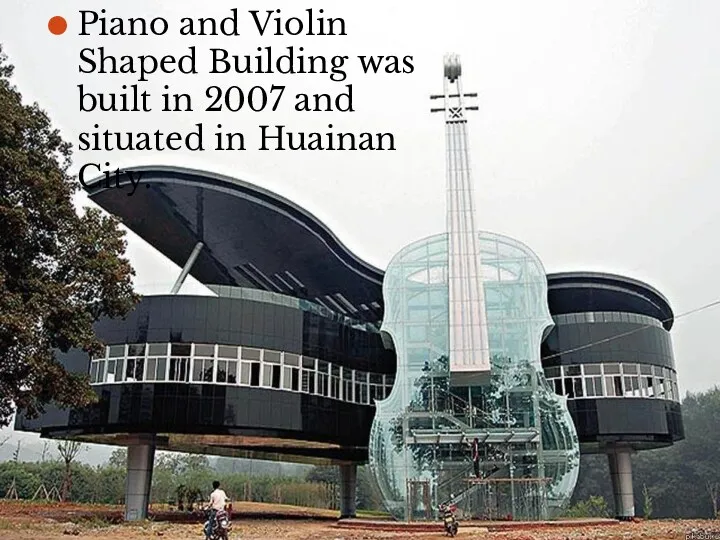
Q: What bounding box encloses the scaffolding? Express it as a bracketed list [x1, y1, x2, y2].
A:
[458, 477, 550, 521]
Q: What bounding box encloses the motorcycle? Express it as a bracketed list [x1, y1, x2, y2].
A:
[203, 507, 232, 540]
[439, 502, 459, 537]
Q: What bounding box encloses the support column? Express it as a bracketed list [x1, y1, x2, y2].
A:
[170, 241, 204, 294]
[125, 444, 155, 521]
[339, 463, 358, 519]
[607, 448, 634, 520]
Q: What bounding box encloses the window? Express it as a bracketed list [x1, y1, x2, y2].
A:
[384, 375, 395, 399]
[216, 360, 237, 383]
[218, 345, 238, 359]
[147, 343, 168, 381]
[283, 365, 300, 391]
[262, 353, 281, 389]
[343, 368, 353, 402]
[603, 364, 620, 375]
[105, 359, 119, 383]
[240, 348, 261, 387]
[125, 358, 144, 382]
[370, 373, 383, 403]
[90, 360, 104, 384]
[585, 376, 603, 397]
[145, 358, 167, 381]
[86, 341, 389, 406]
[108, 345, 125, 358]
[302, 357, 316, 394]
[317, 361, 329, 397]
[545, 367, 561, 379]
[283, 353, 300, 391]
[192, 358, 214, 382]
[169, 358, 189, 382]
[330, 365, 341, 399]
[583, 365, 601, 376]
[355, 372, 368, 404]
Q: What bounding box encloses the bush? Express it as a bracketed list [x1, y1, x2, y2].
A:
[563, 495, 611, 518]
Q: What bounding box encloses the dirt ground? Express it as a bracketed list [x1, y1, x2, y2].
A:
[0, 501, 717, 539]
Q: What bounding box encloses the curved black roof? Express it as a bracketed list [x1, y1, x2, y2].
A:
[546, 271, 674, 330]
[86, 165, 384, 322]
[86, 166, 674, 331]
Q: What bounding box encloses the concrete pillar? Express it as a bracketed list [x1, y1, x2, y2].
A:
[339, 463, 358, 518]
[125, 444, 155, 521]
[607, 449, 634, 520]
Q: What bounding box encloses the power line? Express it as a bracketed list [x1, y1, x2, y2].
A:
[542, 297, 720, 361]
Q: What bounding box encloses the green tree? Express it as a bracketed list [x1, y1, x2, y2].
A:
[107, 447, 128, 469]
[0, 44, 139, 427]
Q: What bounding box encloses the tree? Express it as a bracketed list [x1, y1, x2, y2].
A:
[107, 447, 127, 469]
[57, 440, 84, 502]
[0, 44, 139, 427]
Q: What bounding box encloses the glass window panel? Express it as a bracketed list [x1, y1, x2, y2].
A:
[240, 363, 251, 385]
[623, 364, 638, 375]
[125, 358, 143, 381]
[564, 378, 575, 398]
[545, 367, 561, 379]
[216, 360, 228, 383]
[593, 377, 604, 396]
[108, 345, 125, 358]
[202, 359, 213, 382]
[331, 365, 341, 377]
[283, 367, 294, 390]
[90, 362, 100, 384]
[264, 351, 281, 364]
[145, 358, 157, 381]
[148, 343, 168, 356]
[169, 358, 189, 381]
[250, 363, 260, 386]
[653, 366, 663, 376]
[302, 357, 315, 369]
[604, 364, 620, 375]
[242, 348, 262, 361]
[583, 364, 601, 376]
[106, 360, 117, 383]
[156, 358, 167, 381]
[226, 361, 237, 383]
[128, 344, 146, 356]
[195, 344, 215, 357]
[171, 344, 191, 356]
[639, 364, 653, 375]
[218, 345, 238, 359]
[613, 376, 623, 396]
[302, 370, 316, 394]
[623, 376, 633, 396]
[317, 361, 329, 374]
[192, 359, 204, 382]
[407, 326, 427, 342]
[554, 379, 563, 395]
[284, 353, 300, 366]
[564, 365, 581, 377]
[573, 378, 584, 398]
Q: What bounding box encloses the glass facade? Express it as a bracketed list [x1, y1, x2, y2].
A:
[368, 231, 580, 521]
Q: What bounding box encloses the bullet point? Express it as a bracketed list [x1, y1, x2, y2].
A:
[48, 16, 67, 36]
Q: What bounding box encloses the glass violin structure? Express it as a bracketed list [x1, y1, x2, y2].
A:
[368, 55, 580, 521]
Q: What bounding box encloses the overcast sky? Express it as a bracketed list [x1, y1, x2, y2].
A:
[1, 0, 719, 396]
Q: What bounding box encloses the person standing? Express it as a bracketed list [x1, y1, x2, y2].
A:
[471, 437, 481, 478]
